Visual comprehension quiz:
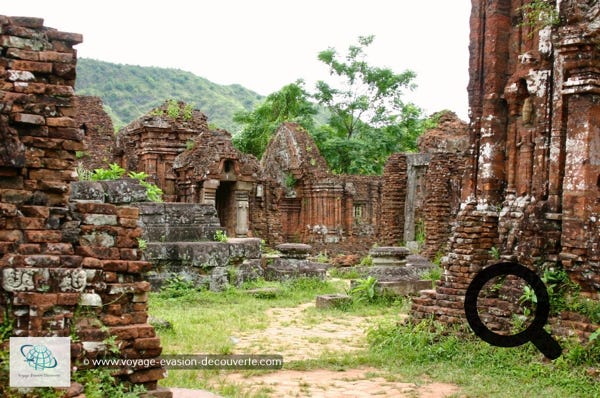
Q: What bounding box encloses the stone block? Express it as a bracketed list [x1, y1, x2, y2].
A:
[377, 280, 432, 297]
[228, 238, 262, 261]
[70, 181, 105, 202]
[83, 213, 118, 226]
[101, 179, 148, 204]
[264, 258, 326, 281]
[79, 292, 102, 307]
[316, 294, 352, 309]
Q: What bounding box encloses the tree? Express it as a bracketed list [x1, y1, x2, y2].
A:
[314, 35, 417, 139]
[232, 80, 316, 158]
[312, 35, 428, 174]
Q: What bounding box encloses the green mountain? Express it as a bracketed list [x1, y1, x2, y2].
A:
[75, 58, 264, 133]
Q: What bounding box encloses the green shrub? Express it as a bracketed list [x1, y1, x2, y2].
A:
[214, 230, 228, 242]
[159, 275, 201, 298]
[348, 276, 378, 303]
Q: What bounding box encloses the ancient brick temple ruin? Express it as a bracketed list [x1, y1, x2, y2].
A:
[74, 96, 116, 171]
[380, 112, 469, 258]
[413, 0, 599, 339]
[261, 122, 383, 249]
[0, 16, 168, 396]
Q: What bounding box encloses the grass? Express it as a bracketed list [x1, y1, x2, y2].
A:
[150, 278, 343, 355]
[150, 278, 599, 398]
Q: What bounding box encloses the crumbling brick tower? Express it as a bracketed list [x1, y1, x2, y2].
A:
[412, 0, 599, 338]
[0, 16, 168, 395]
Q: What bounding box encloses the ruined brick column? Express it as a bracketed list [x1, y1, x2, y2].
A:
[0, 16, 169, 396]
[412, 1, 599, 340]
[380, 153, 408, 246]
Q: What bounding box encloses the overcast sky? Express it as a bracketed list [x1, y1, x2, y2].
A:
[3, 0, 471, 120]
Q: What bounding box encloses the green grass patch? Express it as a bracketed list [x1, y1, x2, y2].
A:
[149, 277, 344, 355]
[150, 278, 599, 398]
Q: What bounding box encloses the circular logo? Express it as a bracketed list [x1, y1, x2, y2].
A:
[20, 344, 58, 370]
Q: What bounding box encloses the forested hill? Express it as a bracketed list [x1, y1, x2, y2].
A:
[75, 58, 264, 132]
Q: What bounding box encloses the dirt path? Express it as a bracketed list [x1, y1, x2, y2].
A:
[232, 302, 378, 360]
[184, 302, 460, 398]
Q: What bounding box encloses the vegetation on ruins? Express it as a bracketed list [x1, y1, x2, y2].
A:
[232, 80, 317, 158]
[77, 38, 434, 175]
[151, 98, 194, 121]
[214, 230, 229, 242]
[75, 58, 263, 132]
[232, 35, 437, 174]
[519, 0, 560, 34]
[76, 163, 164, 202]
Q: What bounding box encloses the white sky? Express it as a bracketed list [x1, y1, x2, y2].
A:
[3, 0, 471, 120]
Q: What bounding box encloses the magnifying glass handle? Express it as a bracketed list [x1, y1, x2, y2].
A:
[531, 330, 562, 360]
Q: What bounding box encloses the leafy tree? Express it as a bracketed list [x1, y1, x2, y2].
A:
[232, 80, 317, 158]
[314, 35, 417, 139]
[312, 35, 429, 174]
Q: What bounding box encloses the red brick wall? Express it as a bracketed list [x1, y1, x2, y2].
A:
[411, 0, 599, 341]
[0, 16, 167, 394]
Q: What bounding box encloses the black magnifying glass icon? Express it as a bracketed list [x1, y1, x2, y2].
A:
[464, 262, 562, 360]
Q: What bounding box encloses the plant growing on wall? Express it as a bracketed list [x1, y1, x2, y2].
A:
[128, 171, 164, 202]
[520, 0, 560, 33]
[214, 230, 228, 242]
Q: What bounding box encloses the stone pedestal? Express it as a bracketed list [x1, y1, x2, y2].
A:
[275, 243, 312, 259]
[369, 246, 410, 266]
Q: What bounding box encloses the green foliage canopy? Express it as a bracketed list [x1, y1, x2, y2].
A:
[232, 80, 317, 158]
[311, 35, 434, 174]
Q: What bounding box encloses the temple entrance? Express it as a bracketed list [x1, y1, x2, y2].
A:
[215, 181, 236, 236]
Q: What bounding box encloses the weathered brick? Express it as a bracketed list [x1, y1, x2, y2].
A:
[14, 292, 57, 307]
[118, 217, 139, 228]
[116, 207, 140, 218]
[75, 246, 120, 259]
[16, 243, 41, 254]
[102, 260, 129, 272]
[127, 261, 152, 274]
[48, 127, 83, 141]
[120, 248, 140, 260]
[46, 30, 83, 44]
[38, 51, 74, 63]
[81, 256, 103, 269]
[57, 293, 80, 305]
[6, 48, 40, 60]
[24, 229, 62, 243]
[20, 205, 50, 218]
[128, 367, 166, 384]
[13, 81, 46, 94]
[109, 325, 139, 340]
[133, 337, 161, 351]
[101, 314, 133, 326]
[11, 60, 53, 73]
[13, 113, 45, 125]
[73, 202, 117, 215]
[45, 84, 75, 97]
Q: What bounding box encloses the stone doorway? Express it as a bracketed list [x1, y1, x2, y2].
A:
[215, 181, 236, 235]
